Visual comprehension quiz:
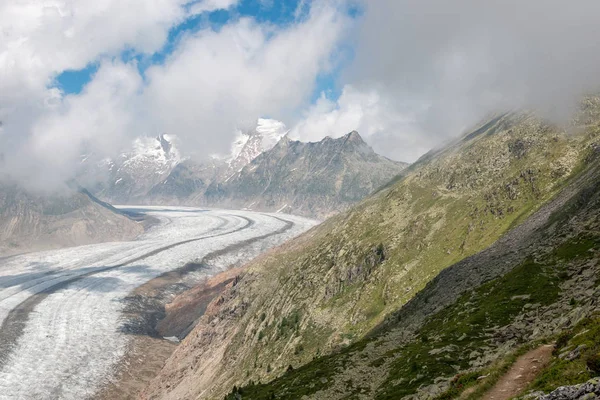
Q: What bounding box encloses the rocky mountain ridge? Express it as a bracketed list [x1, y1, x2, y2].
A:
[84, 126, 407, 218]
[141, 100, 600, 400]
[197, 131, 407, 218]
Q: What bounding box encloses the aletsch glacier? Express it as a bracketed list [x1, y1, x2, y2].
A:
[0, 206, 316, 400]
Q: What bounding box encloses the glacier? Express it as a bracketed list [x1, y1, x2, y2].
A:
[0, 206, 316, 399]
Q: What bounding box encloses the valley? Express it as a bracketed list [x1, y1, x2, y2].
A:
[3, 2, 600, 397]
[0, 206, 316, 400]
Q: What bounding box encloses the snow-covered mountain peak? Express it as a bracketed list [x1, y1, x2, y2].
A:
[228, 119, 288, 174]
[255, 118, 288, 151]
[230, 131, 251, 161]
[126, 134, 180, 170]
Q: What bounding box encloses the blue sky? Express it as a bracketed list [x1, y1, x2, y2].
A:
[56, 0, 357, 103]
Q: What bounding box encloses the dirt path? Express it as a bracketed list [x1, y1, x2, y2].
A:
[482, 344, 554, 400]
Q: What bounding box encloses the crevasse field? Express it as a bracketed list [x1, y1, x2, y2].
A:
[0, 206, 316, 400]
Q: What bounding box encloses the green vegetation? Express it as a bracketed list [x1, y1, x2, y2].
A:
[277, 310, 302, 338]
[529, 315, 600, 392]
[375, 256, 564, 399]
[553, 236, 597, 261]
[226, 211, 599, 399]
[224, 350, 344, 399]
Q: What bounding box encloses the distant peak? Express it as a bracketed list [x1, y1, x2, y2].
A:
[252, 118, 288, 148]
[345, 130, 365, 143]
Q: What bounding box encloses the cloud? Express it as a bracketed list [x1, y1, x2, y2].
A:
[345, 0, 600, 139]
[188, 0, 239, 15]
[143, 2, 350, 157]
[0, 0, 216, 98]
[0, 0, 242, 188]
[10, 0, 597, 190]
[288, 0, 600, 164]
[0, 0, 351, 190]
[20, 61, 144, 190]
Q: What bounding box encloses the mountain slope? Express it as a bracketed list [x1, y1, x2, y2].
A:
[0, 182, 143, 256]
[223, 153, 600, 399]
[142, 104, 600, 400]
[201, 131, 407, 218]
[146, 159, 221, 203]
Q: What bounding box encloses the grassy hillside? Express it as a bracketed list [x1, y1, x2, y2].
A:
[143, 102, 600, 400]
[223, 151, 600, 399]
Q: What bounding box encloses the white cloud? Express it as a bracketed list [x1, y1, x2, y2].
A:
[188, 0, 239, 15]
[289, 0, 600, 164]
[142, 1, 350, 157]
[0, 0, 200, 99]
[0, 0, 240, 188]
[21, 61, 144, 189]
[5, 0, 600, 191]
[346, 0, 600, 139]
[0, 0, 351, 189]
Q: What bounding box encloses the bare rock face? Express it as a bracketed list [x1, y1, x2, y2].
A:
[533, 378, 600, 400]
[0, 182, 143, 256]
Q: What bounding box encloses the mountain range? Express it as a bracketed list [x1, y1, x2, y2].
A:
[141, 98, 600, 400]
[81, 120, 407, 218]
